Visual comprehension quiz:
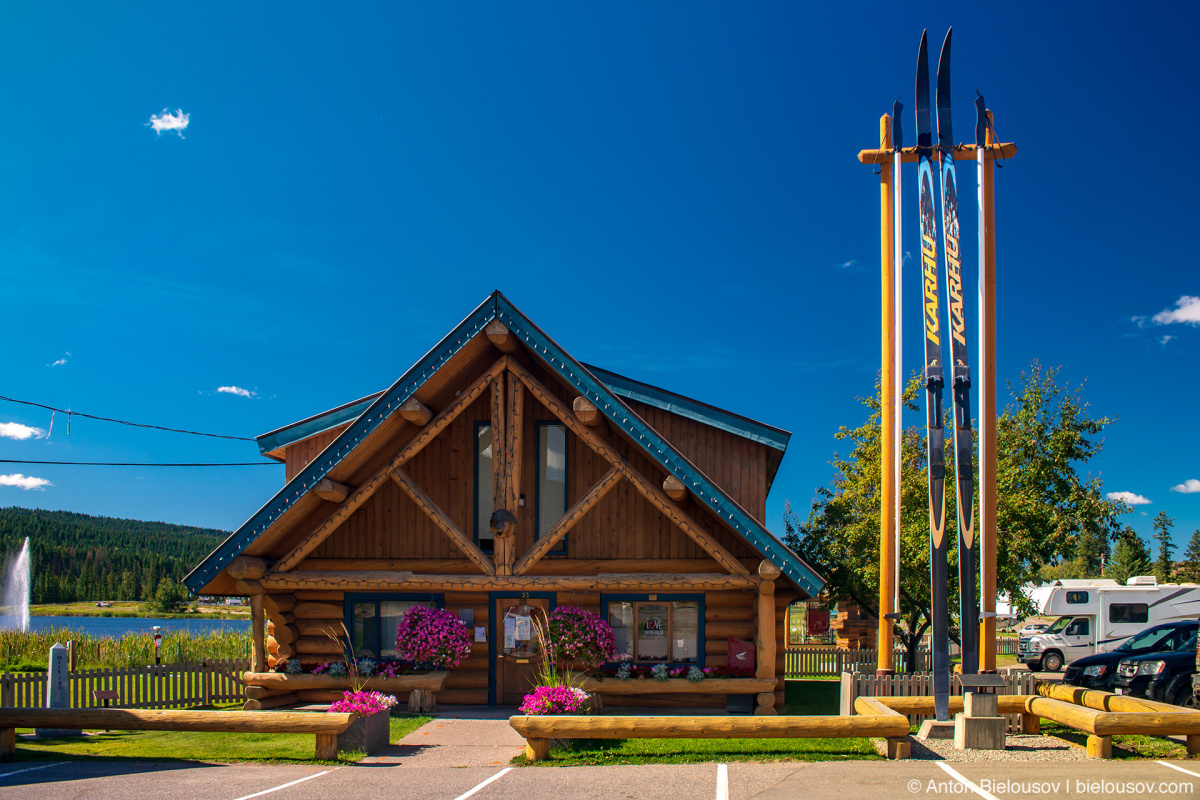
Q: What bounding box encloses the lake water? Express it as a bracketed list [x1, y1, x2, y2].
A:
[26, 615, 251, 637]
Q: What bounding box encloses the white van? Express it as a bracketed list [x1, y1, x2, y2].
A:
[1017, 577, 1200, 672]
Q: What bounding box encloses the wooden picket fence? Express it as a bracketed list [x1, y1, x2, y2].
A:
[0, 659, 248, 710]
[785, 646, 955, 676]
[839, 670, 1039, 733]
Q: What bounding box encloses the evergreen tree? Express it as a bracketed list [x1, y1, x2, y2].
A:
[1107, 527, 1152, 585]
[1181, 530, 1200, 584]
[151, 577, 189, 613]
[1152, 511, 1176, 582]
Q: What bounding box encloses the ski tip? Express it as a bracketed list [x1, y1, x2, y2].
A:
[938, 28, 952, 70]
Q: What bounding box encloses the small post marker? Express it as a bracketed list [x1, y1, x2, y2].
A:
[35, 643, 82, 738]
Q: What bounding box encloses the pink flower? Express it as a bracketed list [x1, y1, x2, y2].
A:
[545, 606, 616, 670]
[328, 690, 397, 716]
[519, 685, 590, 715]
[393, 605, 472, 670]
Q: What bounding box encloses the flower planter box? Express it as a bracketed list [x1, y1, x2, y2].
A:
[579, 677, 777, 695]
[335, 709, 390, 755]
[241, 671, 448, 692]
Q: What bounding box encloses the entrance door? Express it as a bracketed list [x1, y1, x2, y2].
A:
[495, 597, 549, 706]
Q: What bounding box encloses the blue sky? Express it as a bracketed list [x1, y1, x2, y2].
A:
[2, 3, 1197, 554]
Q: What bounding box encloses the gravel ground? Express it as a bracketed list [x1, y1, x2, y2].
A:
[873, 734, 1089, 762]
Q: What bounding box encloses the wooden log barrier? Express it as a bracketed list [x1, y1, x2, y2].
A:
[508, 714, 911, 761]
[241, 671, 448, 692]
[1034, 681, 1187, 714]
[0, 708, 352, 761]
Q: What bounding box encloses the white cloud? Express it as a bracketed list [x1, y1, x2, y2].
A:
[1152, 295, 1200, 326]
[1160, 335, 1175, 346]
[1171, 479, 1200, 494]
[0, 422, 47, 440]
[47, 351, 70, 367]
[217, 385, 256, 398]
[837, 260, 858, 269]
[148, 108, 189, 137]
[0, 474, 51, 490]
[1106, 491, 1152, 506]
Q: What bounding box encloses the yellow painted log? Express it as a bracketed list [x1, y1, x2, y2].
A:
[866, 695, 1030, 716]
[1034, 681, 1182, 714]
[579, 678, 777, 695]
[508, 714, 910, 740]
[0, 708, 352, 734]
[1086, 734, 1111, 759]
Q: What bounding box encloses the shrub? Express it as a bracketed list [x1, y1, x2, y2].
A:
[545, 606, 616, 670]
[393, 605, 472, 670]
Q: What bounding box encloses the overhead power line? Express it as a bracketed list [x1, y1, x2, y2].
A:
[0, 459, 278, 467]
[0, 395, 255, 441]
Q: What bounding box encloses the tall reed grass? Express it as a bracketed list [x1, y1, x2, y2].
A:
[0, 627, 250, 670]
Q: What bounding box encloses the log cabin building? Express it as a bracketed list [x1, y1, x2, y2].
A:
[185, 292, 824, 711]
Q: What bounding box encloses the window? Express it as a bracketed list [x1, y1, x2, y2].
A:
[1064, 618, 1089, 637]
[1065, 591, 1088, 605]
[475, 423, 494, 552]
[535, 422, 568, 553]
[346, 594, 442, 660]
[604, 595, 702, 663]
[1108, 603, 1149, 624]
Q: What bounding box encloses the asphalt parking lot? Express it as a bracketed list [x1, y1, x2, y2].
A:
[3, 758, 1199, 800]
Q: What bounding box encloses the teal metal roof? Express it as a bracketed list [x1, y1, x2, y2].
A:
[186, 292, 823, 597]
[257, 392, 383, 457]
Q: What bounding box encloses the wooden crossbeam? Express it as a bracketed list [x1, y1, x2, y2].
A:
[260, 571, 759, 592]
[507, 361, 749, 576]
[512, 465, 622, 575]
[270, 358, 506, 574]
[857, 142, 1018, 165]
[391, 468, 495, 576]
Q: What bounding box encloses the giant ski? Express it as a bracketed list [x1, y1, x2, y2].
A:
[936, 28, 978, 677]
[915, 29, 950, 722]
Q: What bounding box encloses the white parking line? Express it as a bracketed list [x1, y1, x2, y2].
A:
[451, 767, 513, 800]
[1157, 760, 1200, 779]
[935, 762, 1000, 800]
[715, 763, 729, 800]
[0, 762, 62, 780]
[231, 769, 333, 800]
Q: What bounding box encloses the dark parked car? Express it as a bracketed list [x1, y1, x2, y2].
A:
[1111, 630, 1200, 707]
[1063, 621, 1198, 691]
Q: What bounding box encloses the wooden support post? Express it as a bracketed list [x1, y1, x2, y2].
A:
[978, 110, 999, 673]
[251, 593, 267, 674]
[313, 478, 352, 504]
[877, 112, 897, 676]
[0, 726, 14, 760]
[486, 320, 519, 353]
[755, 562, 778, 715]
[315, 732, 338, 761]
[505, 371, 523, 514]
[407, 689, 437, 713]
[400, 397, 432, 426]
[663, 476, 686, 502]
[886, 737, 911, 760]
[572, 396, 602, 426]
[525, 737, 550, 762]
[1187, 734, 1200, 756]
[1020, 711, 1040, 735]
[1086, 734, 1111, 759]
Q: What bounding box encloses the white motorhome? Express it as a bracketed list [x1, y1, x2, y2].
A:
[1018, 577, 1200, 672]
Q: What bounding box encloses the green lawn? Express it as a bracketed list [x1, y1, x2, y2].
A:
[1040, 722, 1197, 761]
[782, 679, 841, 715]
[9, 714, 431, 765]
[512, 735, 882, 766]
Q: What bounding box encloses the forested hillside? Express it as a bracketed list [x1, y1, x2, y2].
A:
[0, 507, 226, 603]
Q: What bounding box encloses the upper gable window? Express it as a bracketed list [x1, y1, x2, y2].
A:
[475, 423, 494, 553]
[536, 422, 568, 553]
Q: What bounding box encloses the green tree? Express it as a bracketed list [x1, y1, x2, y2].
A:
[785, 362, 1125, 672]
[150, 577, 189, 614]
[1181, 530, 1200, 584]
[1152, 511, 1176, 582]
[1107, 527, 1151, 585]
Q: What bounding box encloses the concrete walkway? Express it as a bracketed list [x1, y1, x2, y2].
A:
[361, 718, 525, 767]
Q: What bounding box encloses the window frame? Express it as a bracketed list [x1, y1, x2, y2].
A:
[344, 592, 445, 661]
[1065, 591, 1088, 605]
[600, 593, 705, 665]
[1108, 603, 1149, 624]
[473, 421, 494, 553]
[534, 420, 569, 555]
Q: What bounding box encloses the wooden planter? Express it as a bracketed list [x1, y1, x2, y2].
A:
[579, 677, 777, 695]
[240, 671, 448, 712]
